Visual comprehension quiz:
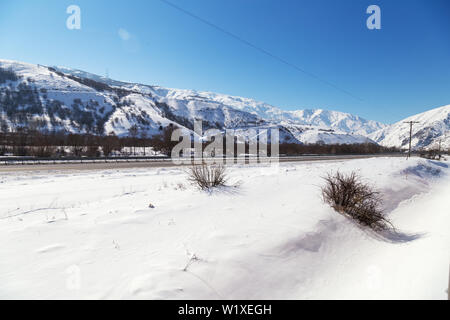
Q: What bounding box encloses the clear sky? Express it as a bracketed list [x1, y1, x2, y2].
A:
[0, 0, 449, 124]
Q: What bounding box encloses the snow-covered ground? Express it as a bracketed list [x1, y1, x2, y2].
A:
[0, 157, 448, 299]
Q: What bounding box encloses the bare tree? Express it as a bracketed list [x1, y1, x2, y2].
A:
[67, 133, 84, 157]
[151, 124, 178, 156]
[128, 125, 139, 155]
[101, 132, 119, 157]
[140, 131, 148, 156]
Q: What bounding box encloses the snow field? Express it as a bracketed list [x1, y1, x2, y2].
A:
[0, 157, 448, 299]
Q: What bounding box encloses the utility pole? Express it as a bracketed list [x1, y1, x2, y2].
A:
[404, 121, 420, 159]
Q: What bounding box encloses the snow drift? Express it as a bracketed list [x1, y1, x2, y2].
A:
[0, 157, 448, 299]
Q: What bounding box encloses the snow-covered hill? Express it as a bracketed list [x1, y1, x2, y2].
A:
[369, 105, 450, 150]
[1, 59, 383, 145]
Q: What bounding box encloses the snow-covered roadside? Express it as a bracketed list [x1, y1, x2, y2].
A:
[0, 157, 448, 299]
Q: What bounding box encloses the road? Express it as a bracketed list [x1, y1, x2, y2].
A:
[0, 154, 406, 173]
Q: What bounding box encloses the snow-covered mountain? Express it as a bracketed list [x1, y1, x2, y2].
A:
[135, 86, 385, 135]
[369, 105, 450, 150]
[49, 65, 385, 135]
[1, 59, 384, 144]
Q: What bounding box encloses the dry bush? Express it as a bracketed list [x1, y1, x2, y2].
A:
[322, 171, 393, 231]
[188, 163, 228, 190]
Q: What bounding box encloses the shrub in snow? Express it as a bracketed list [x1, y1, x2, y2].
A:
[188, 164, 228, 190]
[321, 171, 393, 231]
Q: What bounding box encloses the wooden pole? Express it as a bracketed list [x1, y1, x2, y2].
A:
[404, 121, 420, 159]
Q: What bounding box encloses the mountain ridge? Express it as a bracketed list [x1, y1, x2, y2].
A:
[369, 104, 450, 150]
[51, 64, 387, 136]
[1, 59, 448, 149]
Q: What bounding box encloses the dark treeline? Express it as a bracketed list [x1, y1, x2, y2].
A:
[0, 125, 401, 158]
[0, 128, 150, 158]
[279, 142, 400, 155]
[419, 149, 447, 160]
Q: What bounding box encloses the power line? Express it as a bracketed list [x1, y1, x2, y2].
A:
[158, 1, 416, 124]
[158, 0, 363, 102]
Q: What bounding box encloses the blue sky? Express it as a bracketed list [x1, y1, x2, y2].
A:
[0, 0, 449, 124]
